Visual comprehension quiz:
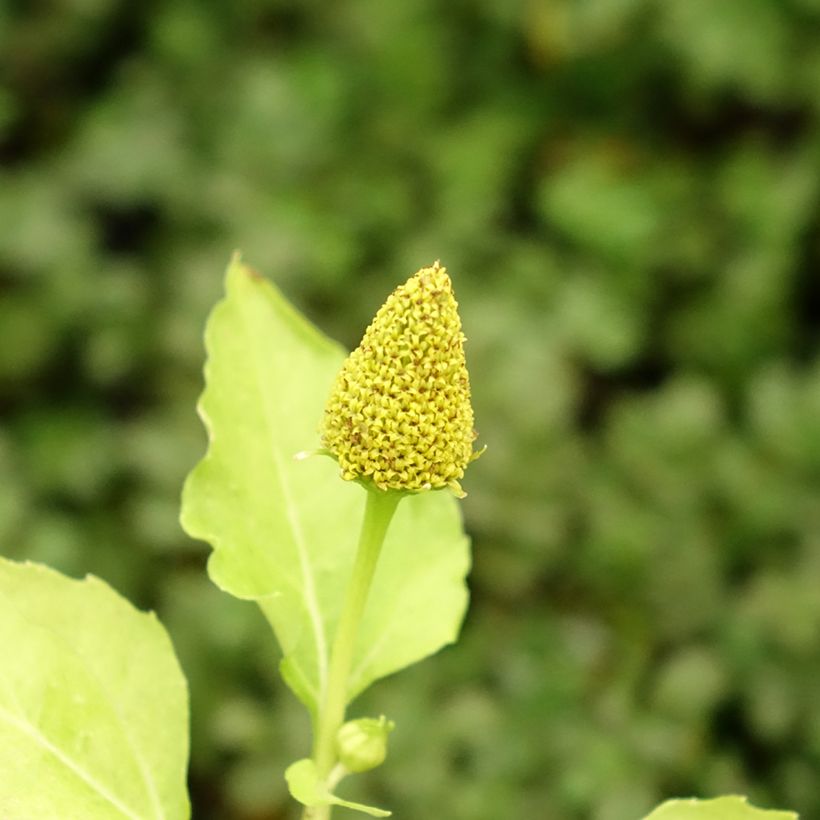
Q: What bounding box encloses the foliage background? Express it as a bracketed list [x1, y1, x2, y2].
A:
[2, 1, 819, 818]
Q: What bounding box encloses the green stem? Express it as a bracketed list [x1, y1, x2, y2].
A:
[301, 489, 401, 820]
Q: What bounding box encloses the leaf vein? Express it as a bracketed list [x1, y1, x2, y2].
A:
[0, 705, 142, 820]
[239, 291, 329, 702]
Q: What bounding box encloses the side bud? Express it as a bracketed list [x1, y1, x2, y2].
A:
[336, 715, 395, 773]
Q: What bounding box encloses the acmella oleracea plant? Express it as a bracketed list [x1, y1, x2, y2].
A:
[179, 251, 479, 817]
[289, 262, 483, 819]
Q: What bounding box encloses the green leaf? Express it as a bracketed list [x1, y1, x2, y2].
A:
[181, 256, 470, 712]
[0, 557, 189, 819]
[644, 796, 798, 820]
[285, 758, 391, 817]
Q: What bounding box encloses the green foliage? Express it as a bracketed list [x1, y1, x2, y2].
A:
[286, 759, 390, 817]
[3, 0, 820, 817]
[181, 258, 470, 715]
[0, 558, 189, 819]
[644, 796, 797, 820]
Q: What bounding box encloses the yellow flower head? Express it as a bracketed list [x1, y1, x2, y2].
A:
[321, 262, 479, 497]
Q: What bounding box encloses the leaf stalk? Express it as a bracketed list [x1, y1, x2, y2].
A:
[302, 489, 401, 820]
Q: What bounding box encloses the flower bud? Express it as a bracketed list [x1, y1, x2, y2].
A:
[336, 715, 395, 773]
[321, 261, 479, 496]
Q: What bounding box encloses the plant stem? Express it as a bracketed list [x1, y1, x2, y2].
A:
[301, 489, 401, 820]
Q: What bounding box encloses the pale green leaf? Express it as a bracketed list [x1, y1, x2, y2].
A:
[0, 558, 189, 820]
[181, 256, 470, 712]
[285, 758, 391, 817]
[644, 796, 798, 820]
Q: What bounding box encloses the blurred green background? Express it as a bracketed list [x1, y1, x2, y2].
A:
[2, 1, 820, 818]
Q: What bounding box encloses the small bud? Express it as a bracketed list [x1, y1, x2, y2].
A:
[321, 262, 479, 496]
[336, 716, 395, 773]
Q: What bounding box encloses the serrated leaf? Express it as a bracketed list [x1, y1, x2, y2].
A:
[644, 796, 798, 820]
[285, 758, 390, 817]
[181, 256, 470, 712]
[0, 558, 189, 820]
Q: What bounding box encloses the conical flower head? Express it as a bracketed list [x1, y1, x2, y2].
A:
[321, 262, 478, 496]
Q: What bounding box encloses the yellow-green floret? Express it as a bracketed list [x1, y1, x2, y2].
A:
[321, 262, 477, 496]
